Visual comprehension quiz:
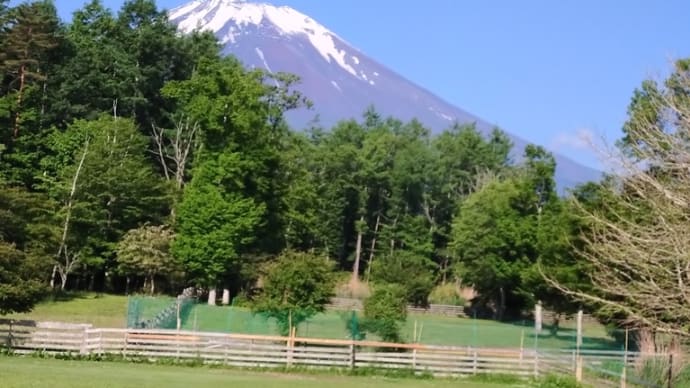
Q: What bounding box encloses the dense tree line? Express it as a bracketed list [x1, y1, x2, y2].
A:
[0, 0, 616, 322]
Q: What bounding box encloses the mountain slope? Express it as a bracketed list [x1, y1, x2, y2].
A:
[169, 0, 601, 189]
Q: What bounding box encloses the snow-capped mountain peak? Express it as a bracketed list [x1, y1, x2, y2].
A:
[169, 0, 360, 78]
[168, 0, 602, 189]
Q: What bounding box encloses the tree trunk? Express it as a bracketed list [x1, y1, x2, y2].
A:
[389, 216, 399, 255]
[365, 214, 381, 282]
[207, 288, 217, 306]
[222, 288, 230, 305]
[125, 276, 130, 295]
[149, 275, 155, 295]
[497, 287, 506, 321]
[60, 272, 68, 291]
[50, 265, 57, 289]
[352, 216, 364, 282]
[56, 139, 89, 289]
[12, 64, 26, 138]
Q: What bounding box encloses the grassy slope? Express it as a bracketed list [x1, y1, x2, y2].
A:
[4, 293, 129, 328]
[0, 357, 515, 388]
[2, 293, 617, 351]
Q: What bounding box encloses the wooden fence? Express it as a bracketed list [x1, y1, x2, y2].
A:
[0, 318, 652, 383]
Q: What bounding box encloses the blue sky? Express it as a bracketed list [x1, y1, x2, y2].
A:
[19, 0, 690, 168]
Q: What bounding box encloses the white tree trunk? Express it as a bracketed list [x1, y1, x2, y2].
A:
[56, 139, 89, 290]
[221, 288, 230, 305]
[60, 272, 68, 291]
[50, 265, 57, 289]
[352, 216, 364, 282]
[207, 288, 217, 306]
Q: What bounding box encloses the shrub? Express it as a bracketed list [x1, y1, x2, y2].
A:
[428, 283, 466, 306]
[531, 374, 583, 388]
[633, 355, 690, 387]
[361, 284, 407, 343]
[230, 292, 252, 308]
[334, 273, 371, 299]
[252, 250, 335, 335]
[368, 251, 434, 306]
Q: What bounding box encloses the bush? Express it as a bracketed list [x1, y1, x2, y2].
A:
[334, 274, 371, 299]
[361, 284, 407, 343]
[252, 250, 335, 335]
[368, 251, 434, 306]
[633, 355, 690, 387]
[230, 292, 252, 308]
[428, 283, 466, 306]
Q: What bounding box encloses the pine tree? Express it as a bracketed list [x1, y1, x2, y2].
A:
[0, 1, 59, 138]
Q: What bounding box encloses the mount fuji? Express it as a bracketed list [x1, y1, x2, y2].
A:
[168, 0, 601, 189]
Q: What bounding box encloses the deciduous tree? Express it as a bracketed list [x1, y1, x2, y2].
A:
[252, 250, 335, 335]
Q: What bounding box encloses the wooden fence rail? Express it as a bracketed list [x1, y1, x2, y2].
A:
[0, 318, 657, 384]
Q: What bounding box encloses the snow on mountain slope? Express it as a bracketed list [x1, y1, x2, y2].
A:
[168, 0, 602, 189]
[171, 0, 360, 77]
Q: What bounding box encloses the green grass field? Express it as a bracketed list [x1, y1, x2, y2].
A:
[2, 292, 620, 351]
[185, 304, 617, 350]
[5, 293, 128, 328]
[0, 357, 517, 388]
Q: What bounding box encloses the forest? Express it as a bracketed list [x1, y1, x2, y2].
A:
[4, 0, 687, 334]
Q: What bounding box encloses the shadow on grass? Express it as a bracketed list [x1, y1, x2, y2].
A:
[45, 291, 105, 303]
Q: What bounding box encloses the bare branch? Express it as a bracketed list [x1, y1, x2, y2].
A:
[549, 61, 690, 336]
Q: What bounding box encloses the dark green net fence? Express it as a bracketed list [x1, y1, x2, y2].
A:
[126, 290, 196, 329]
[125, 296, 636, 352]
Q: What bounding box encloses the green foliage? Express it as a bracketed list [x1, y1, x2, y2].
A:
[369, 250, 435, 306]
[0, 185, 53, 313]
[171, 154, 264, 287]
[0, 241, 46, 314]
[252, 250, 335, 336]
[0, 0, 61, 186]
[428, 283, 465, 306]
[530, 374, 583, 388]
[362, 284, 407, 343]
[116, 225, 177, 294]
[451, 177, 535, 318]
[50, 117, 170, 269]
[450, 145, 563, 319]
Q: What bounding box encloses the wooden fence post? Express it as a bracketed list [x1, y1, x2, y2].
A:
[286, 326, 295, 367]
[7, 319, 12, 350]
[123, 330, 128, 358]
[224, 336, 229, 366]
[472, 351, 478, 374]
[80, 326, 87, 355]
[575, 355, 583, 382]
[620, 364, 627, 388]
[176, 331, 180, 361]
[349, 342, 355, 370]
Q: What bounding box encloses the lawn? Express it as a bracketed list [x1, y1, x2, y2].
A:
[4, 293, 128, 328]
[0, 356, 518, 388]
[185, 304, 618, 351]
[1, 293, 620, 351]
